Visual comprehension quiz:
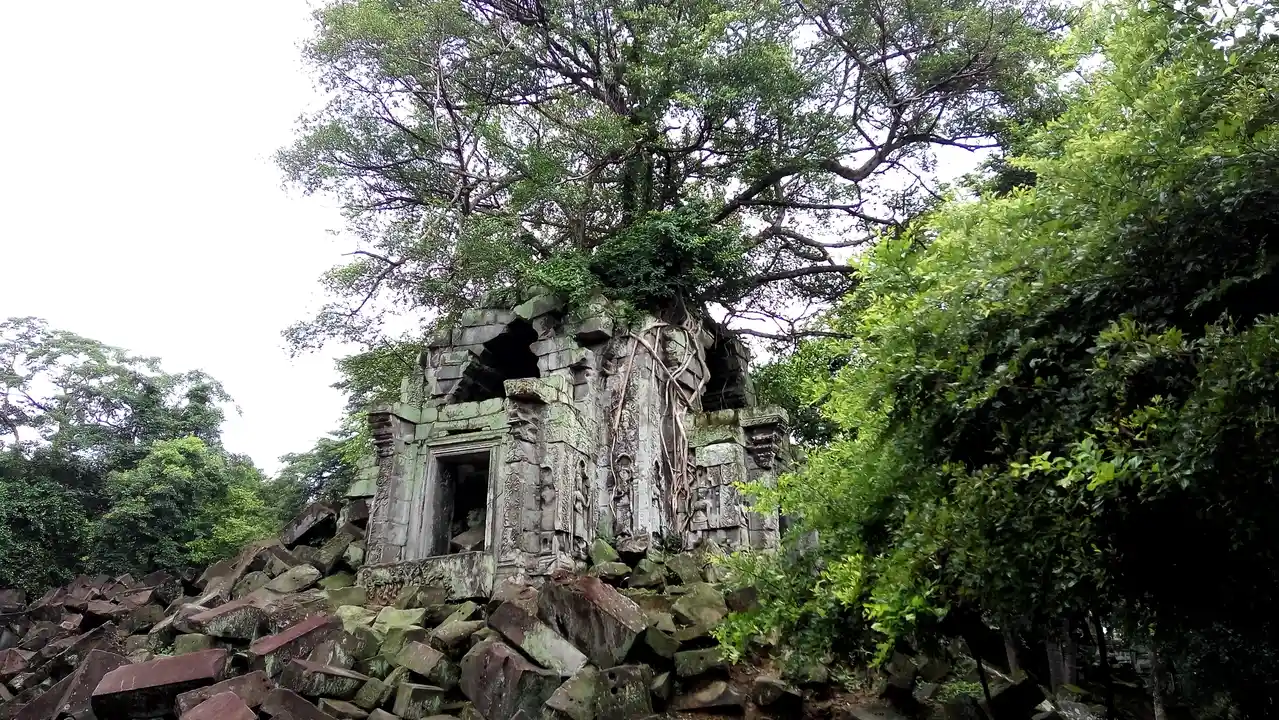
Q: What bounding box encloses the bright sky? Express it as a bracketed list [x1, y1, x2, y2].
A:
[0, 1, 352, 472]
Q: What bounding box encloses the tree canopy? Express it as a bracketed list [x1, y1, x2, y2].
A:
[721, 1, 1277, 716]
[280, 0, 1066, 347]
[0, 318, 302, 593]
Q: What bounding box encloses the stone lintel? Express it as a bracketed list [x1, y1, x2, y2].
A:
[357, 553, 494, 606]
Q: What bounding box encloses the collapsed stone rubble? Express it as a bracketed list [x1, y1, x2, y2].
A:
[0, 495, 823, 720]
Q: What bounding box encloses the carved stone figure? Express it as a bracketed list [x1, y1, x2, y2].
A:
[572, 460, 589, 559]
[610, 454, 635, 542]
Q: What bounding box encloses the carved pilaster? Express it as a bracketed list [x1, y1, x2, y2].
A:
[741, 410, 789, 549]
[366, 408, 403, 565]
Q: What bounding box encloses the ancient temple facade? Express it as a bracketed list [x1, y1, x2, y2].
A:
[351, 294, 788, 602]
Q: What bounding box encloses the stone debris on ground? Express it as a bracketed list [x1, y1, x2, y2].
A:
[0, 486, 1028, 720]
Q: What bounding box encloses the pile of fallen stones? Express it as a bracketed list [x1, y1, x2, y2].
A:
[0, 493, 810, 720]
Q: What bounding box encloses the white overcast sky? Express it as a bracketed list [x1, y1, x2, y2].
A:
[0, 1, 352, 471]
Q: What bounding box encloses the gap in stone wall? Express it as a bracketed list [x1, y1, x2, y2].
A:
[702, 333, 751, 411]
[451, 318, 540, 403]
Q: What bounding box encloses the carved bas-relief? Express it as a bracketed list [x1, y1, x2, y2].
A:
[358, 292, 790, 599]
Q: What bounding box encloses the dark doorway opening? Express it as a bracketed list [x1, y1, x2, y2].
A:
[450, 319, 540, 403]
[435, 451, 490, 555]
[702, 332, 752, 411]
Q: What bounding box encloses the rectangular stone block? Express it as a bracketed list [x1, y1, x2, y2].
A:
[181, 690, 256, 720]
[459, 639, 561, 720]
[279, 658, 368, 700]
[488, 602, 588, 677]
[393, 681, 448, 718]
[248, 614, 340, 678]
[190, 597, 267, 640]
[280, 502, 338, 548]
[47, 649, 129, 719]
[90, 648, 229, 718]
[260, 687, 336, 720]
[175, 669, 274, 715]
[12, 672, 72, 720]
[537, 571, 646, 668]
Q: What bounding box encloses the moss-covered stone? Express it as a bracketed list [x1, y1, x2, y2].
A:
[589, 539, 620, 566]
[318, 572, 354, 590]
[671, 583, 727, 628]
[674, 647, 727, 677]
[173, 633, 214, 655]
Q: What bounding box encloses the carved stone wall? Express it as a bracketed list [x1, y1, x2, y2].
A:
[362, 293, 789, 595]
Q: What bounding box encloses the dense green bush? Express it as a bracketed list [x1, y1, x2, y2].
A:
[721, 2, 1277, 715]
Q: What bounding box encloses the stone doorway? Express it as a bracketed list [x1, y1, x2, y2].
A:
[437, 451, 489, 555]
[406, 439, 501, 563]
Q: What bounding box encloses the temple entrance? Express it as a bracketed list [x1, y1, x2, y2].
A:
[434, 451, 490, 556]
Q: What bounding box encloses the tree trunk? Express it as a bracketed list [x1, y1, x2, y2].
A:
[1002, 627, 1021, 678]
[1151, 644, 1168, 720]
[1046, 617, 1078, 690]
[975, 654, 996, 719]
[1090, 613, 1115, 720]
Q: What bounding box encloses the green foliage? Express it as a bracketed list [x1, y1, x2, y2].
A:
[587, 202, 750, 310]
[270, 429, 367, 519]
[0, 451, 89, 594]
[0, 318, 288, 588]
[523, 252, 601, 311]
[750, 338, 849, 447]
[187, 460, 281, 566]
[732, 2, 1277, 714]
[0, 317, 230, 474]
[713, 545, 878, 672]
[936, 680, 984, 702]
[92, 437, 233, 576]
[333, 340, 423, 413]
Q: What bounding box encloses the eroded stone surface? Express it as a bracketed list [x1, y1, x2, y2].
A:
[545, 667, 599, 720]
[51, 649, 129, 719]
[191, 597, 267, 640]
[669, 679, 746, 711]
[90, 648, 229, 718]
[537, 571, 645, 669]
[175, 669, 275, 715]
[280, 502, 339, 548]
[260, 687, 337, 720]
[393, 682, 448, 718]
[596, 665, 653, 720]
[279, 658, 369, 699]
[248, 614, 340, 677]
[487, 601, 587, 677]
[181, 690, 256, 720]
[459, 639, 561, 720]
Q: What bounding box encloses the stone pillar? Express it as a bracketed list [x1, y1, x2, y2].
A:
[365, 406, 420, 565]
[602, 331, 675, 554]
[500, 392, 545, 581]
[741, 409, 789, 550]
[501, 377, 586, 581]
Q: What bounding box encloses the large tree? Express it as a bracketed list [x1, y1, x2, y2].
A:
[0, 317, 229, 475]
[0, 318, 288, 588]
[281, 0, 1064, 347]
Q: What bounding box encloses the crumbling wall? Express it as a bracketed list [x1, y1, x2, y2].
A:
[362, 292, 786, 595]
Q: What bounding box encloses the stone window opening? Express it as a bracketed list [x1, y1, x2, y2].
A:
[701, 333, 751, 411]
[435, 451, 490, 556]
[450, 319, 540, 403]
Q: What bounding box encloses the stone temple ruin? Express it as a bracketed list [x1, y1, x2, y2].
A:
[349, 294, 789, 602]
